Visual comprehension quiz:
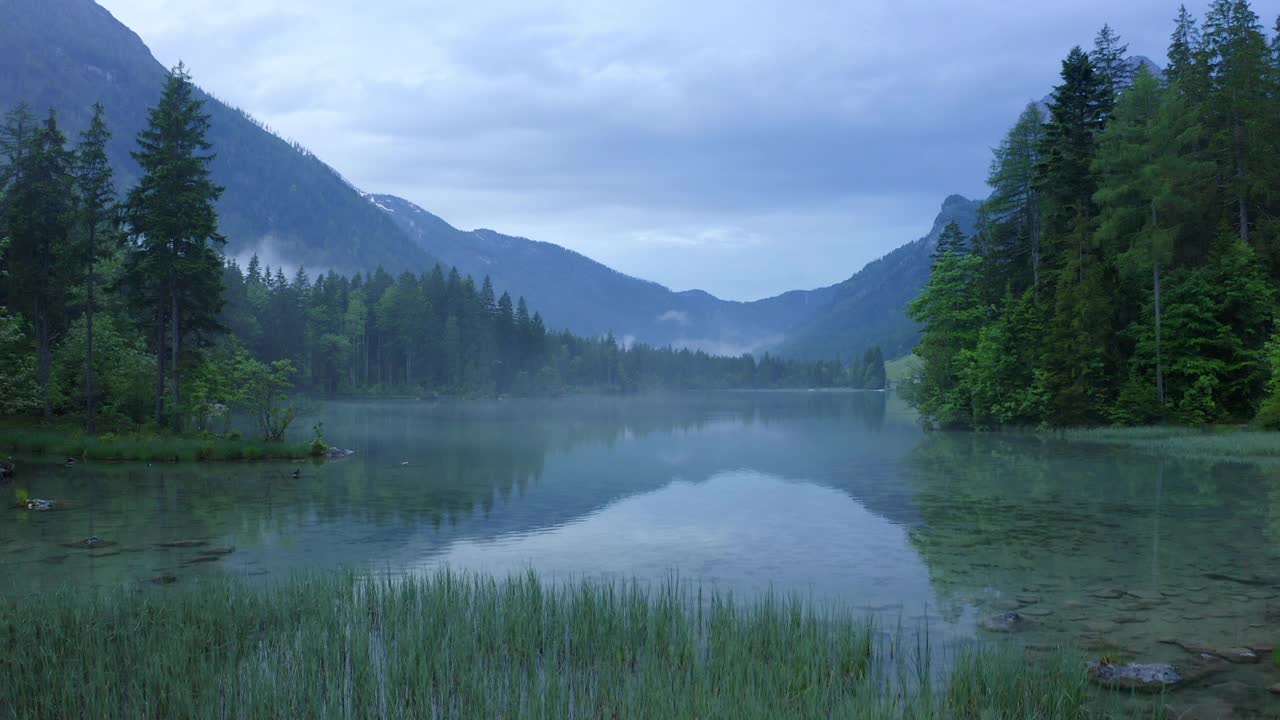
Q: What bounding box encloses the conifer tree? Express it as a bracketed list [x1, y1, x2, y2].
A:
[1093, 68, 1209, 413]
[981, 103, 1046, 291]
[74, 103, 117, 432]
[1091, 24, 1133, 102]
[122, 64, 226, 428]
[1168, 5, 1203, 87]
[4, 110, 74, 417]
[1201, 0, 1271, 246]
[1037, 47, 1109, 280]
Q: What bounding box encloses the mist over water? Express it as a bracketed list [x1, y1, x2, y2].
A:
[4, 391, 1278, 708]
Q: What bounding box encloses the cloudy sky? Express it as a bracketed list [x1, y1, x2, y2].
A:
[98, 0, 1201, 300]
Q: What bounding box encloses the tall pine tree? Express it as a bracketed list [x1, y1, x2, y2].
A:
[75, 103, 118, 432]
[4, 110, 75, 417]
[123, 64, 226, 428]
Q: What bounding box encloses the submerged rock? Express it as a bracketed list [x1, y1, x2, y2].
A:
[181, 555, 224, 566]
[1092, 588, 1126, 599]
[155, 540, 207, 548]
[1087, 662, 1183, 693]
[150, 573, 178, 585]
[327, 447, 355, 459]
[1269, 683, 1280, 695]
[980, 611, 1034, 633]
[196, 546, 235, 556]
[1158, 638, 1258, 662]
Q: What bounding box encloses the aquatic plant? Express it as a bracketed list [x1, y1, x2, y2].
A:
[0, 571, 1154, 719]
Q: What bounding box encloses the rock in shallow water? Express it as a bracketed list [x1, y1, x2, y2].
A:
[327, 447, 355, 459]
[1087, 662, 1183, 692]
[980, 611, 1034, 633]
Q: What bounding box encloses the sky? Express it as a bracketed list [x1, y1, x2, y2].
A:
[97, 0, 1205, 301]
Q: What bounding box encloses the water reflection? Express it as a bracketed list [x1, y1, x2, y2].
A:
[4, 393, 1276, 658]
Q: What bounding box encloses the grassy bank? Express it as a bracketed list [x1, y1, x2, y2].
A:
[0, 424, 322, 462]
[1052, 425, 1280, 462]
[0, 571, 1149, 720]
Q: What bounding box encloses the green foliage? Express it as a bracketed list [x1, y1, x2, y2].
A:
[0, 309, 39, 415]
[0, 423, 311, 461]
[911, 4, 1280, 429]
[50, 314, 154, 428]
[1255, 336, 1280, 428]
[238, 356, 298, 442]
[907, 229, 987, 427]
[121, 63, 226, 430]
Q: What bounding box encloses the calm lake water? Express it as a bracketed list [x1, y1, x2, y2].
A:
[4, 392, 1279, 713]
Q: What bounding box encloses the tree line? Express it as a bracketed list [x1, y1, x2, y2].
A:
[217, 258, 885, 399]
[0, 65, 885, 434]
[908, 2, 1280, 429]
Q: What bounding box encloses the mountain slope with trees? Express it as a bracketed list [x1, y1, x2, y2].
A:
[0, 0, 432, 274]
[778, 195, 982, 361]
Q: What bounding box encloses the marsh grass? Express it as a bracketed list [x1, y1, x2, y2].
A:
[1051, 425, 1280, 462]
[0, 571, 1157, 719]
[0, 424, 317, 462]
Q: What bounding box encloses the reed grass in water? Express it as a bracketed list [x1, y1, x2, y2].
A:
[0, 571, 1137, 719]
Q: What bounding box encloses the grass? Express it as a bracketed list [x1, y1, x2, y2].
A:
[1051, 425, 1280, 462]
[0, 571, 1156, 720]
[0, 423, 322, 463]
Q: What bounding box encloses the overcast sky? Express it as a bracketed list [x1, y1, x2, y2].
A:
[97, 0, 1205, 300]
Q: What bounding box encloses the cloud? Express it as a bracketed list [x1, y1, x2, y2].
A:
[656, 310, 691, 326]
[98, 0, 1211, 299]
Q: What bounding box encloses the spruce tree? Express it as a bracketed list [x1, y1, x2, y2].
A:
[1091, 24, 1133, 102]
[1037, 46, 1109, 279]
[74, 103, 117, 432]
[981, 102, 1046, 291]
[4, 110, 74, 417]
[123, 64, 226, 428]
[1094, 68, 1208, 413]
[1201, 0, 1271, 246]
[1167, 5, 1205, 89]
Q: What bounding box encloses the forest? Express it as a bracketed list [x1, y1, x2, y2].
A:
[908, 1, 1280, 429]
[0, 65, 882, 434]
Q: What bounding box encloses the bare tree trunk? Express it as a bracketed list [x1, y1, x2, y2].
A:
[155, 308, 166, 424]
[1154, 257, 1165, 413]
[1151, 202, 1165, 417]
[35, 297, 50, 418]
[85, 228, 96, 433]
[170, 289, 181, 431]
[1235, 121, 1249, 245]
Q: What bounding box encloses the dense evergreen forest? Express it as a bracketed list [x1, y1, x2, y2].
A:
[908, 1, 1280, 429]
[0, 65, 882, 434]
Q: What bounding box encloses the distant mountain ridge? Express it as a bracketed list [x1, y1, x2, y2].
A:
[776, 195, 981, 360]
[2, 0, 981, 361]
[0, 0, 432, 274]
[368, 193, 843, 352]
[369, 192, 975, 357]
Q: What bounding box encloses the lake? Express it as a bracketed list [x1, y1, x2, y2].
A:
[4, 392, 1279, 713]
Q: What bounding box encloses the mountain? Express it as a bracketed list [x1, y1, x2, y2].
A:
[777, 195, 982, 360]
[369, 193, 836, 352]
[1, 0, 977, 360]
[370, 192, 972, 360]
[0, 0, 431, 273]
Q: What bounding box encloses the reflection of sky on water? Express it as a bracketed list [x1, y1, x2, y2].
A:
[401, 470, 976, 645]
